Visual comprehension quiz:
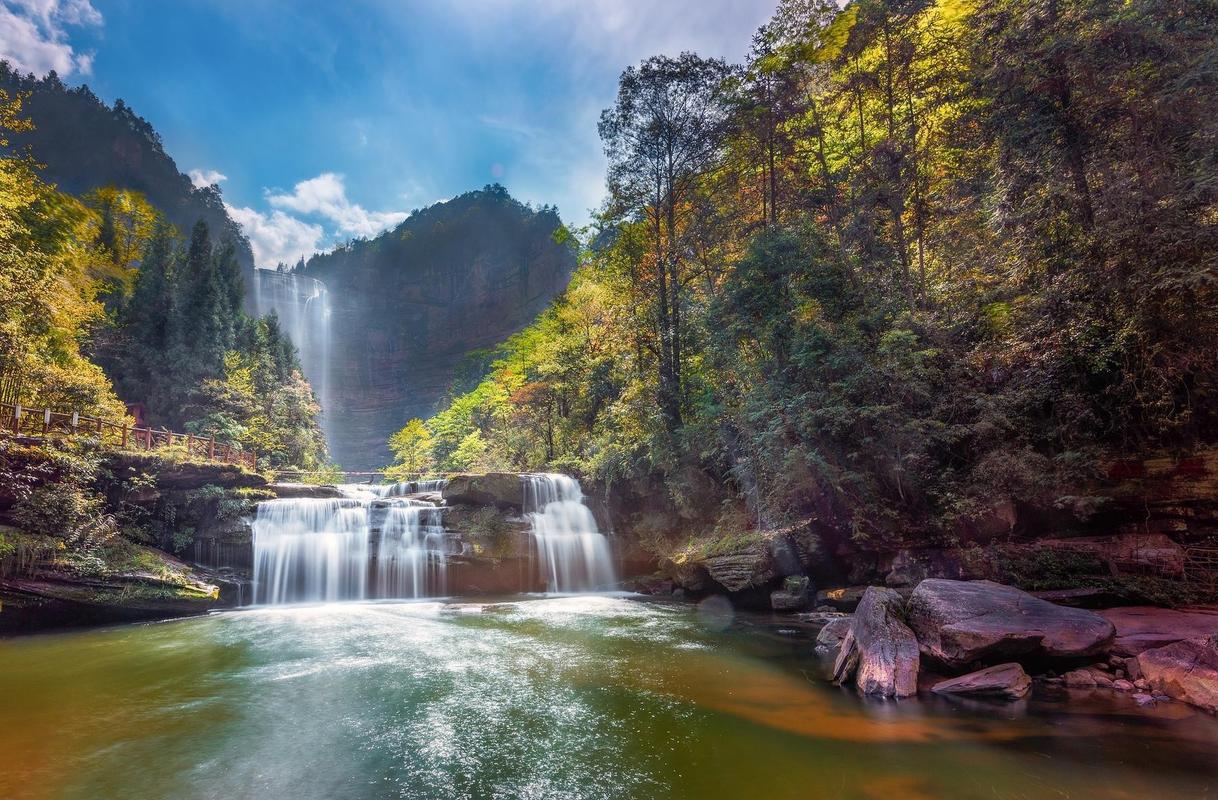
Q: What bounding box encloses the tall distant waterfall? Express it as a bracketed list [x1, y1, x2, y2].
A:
[252, 484, 448, 604]
[253, 269, 332, 451]
[523, 474, 617, 593]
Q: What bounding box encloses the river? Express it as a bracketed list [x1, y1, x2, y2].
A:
[2, 595, 1216, 799]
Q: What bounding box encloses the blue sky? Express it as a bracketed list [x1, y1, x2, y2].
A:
[1, 0, 777, 266]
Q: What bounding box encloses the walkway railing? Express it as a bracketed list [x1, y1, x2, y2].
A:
[2, 402, 256, 470]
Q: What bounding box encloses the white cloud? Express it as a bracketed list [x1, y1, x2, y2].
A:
[225, 203, 324, 269]
[0, 0, 101, 77]
[268, 172, 408, 239]
[188, 168, 228, 189]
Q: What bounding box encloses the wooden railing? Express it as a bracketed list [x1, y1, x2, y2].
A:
[2, 402, 256, 470]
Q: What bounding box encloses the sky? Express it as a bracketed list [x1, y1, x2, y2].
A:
[0, 0, 777, 267]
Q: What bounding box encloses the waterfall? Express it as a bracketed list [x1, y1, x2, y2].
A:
[254, 269, 333, 454]
[522, 473, 617, 593]
[375, 501, 447, 598]
[252, 483, 449, 604]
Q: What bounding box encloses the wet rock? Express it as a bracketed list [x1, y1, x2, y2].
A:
[906, 579, 1115, 669]
[442, 473, 524, 510]
[1113, 679, 1134, 692]
[1099, 606, 1218, 657]
[815, 616, 854, 658]
[770, 575, 812, 612]
[1134, 693, 1157, 707]
[931, 663, 1031, 700]
[1137, 635, 1218, 713]
[815, 586, 868, 612]
[1064, 669, 1097, 688]
[832, 587, 919, 698]
[267, 482, 343, 499]
[1125, 657, 1143, 681]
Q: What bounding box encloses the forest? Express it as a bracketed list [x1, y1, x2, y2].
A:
[388, 0, 1218, 552]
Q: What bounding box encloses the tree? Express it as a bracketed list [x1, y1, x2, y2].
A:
[599, 53, 732, 430]
[386, 418, 436, 479]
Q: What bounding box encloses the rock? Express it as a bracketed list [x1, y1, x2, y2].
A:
[1134, 693, 1157, 707]
[104, 452, 266, 491]
[815, 616, 854, 658]
[771, 575, 812, 611]
[1113, 679, 1134, 692]
[1092, 671, 1114, 688]
[1153, 693, 1171, 702]
[832, 587, 919, 698]
[1035, 533, 1185, 578]
[816, 586, 868, 611]
[442, 473, 524, 510]
[1135, 678, 1150, 691]
[1125, 657, 1143, 681]
[1028, 587, 1119, 608]
[1064, 669, 1097, 688]
[1137, 635, 1218, 713]
[1099, 606, 1218, 656]
[931, 663, 1031, 700]
[267, 482, 343, 499]
[906, 579, 1116, 668]
[704, 540, 777, 593]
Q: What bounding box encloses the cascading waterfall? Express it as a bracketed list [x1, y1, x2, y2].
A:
[376, 501, 447, 598]
[523, 473, 617, 593]
[252, 482, 449, 604]
[253, 269, 333, 451]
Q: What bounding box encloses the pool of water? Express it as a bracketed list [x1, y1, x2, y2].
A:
[2, 595, 1217, 799]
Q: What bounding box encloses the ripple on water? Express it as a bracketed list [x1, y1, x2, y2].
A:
[2, 597, 1218, 800]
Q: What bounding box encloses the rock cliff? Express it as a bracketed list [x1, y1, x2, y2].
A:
[302, 187, 576, 468]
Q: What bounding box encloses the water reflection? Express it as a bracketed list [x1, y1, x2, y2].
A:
[0, 596, 1216, 800]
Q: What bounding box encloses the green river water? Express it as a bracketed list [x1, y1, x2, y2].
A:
[1, 595, 1216, 799]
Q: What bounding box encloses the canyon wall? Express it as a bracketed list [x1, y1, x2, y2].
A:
[303, 186, 576, 468]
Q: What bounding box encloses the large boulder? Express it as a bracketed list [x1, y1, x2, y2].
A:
[931, 663, 1031, 700]
[1137, 635, 1218, 713]
[906, 579, 1115, 669]
[442, 473, 523, 510]
[1099, 606, 1218, 656]
[814, 615, 853, 658]
[832, 587, 919, 698]
[704, 538, 777, 592]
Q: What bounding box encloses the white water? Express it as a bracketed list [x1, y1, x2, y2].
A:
[375, 501, 447, 598]
[254, 269, 333, 453]
[522, 473, 617, 593]
[252, 484, 448, 604]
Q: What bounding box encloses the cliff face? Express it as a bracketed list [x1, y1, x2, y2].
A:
[303, 186, 576, 468]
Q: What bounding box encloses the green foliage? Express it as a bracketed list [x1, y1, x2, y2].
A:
[385, 418, 435, 479]
[0, 437, 117, 564]
[408, 0, 1218, 554]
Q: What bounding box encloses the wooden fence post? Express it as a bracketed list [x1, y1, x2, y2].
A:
[43, 409, 50, 435]
[209, 434, 216, 460]
[121, 424, 128, 448]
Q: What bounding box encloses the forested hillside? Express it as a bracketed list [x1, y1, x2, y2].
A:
[0, 63, 255, 283]
[301, 186, 577, 468]
[396, 0, 1218, 552]
[0, 87, 329, 473]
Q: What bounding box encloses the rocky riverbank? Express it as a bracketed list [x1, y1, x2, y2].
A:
[796, 578, 1218, 714]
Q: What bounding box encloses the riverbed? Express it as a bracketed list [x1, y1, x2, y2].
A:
[2, 595, 1216, 799]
